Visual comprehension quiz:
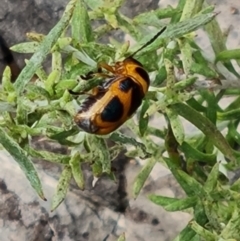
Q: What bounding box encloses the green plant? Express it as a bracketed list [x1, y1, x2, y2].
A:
[2, 0, 240, 240]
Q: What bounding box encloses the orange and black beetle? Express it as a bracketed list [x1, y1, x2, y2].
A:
[74, 26, 167, 135]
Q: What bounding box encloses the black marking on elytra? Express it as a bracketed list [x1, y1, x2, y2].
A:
[119, 77, 134, 92]
[101, 96, 124, 122]
[135, 67, 150, 85]
[125, 57, 144, 67]
[79, 92, 105, 112]
[128, 82, 144, 117]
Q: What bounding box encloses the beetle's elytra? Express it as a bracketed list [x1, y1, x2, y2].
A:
[74, 26, 167, 135]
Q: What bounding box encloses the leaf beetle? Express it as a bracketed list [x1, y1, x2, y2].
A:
[74, 26, 167, 135]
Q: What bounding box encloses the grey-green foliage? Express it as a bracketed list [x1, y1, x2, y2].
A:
[1, 0, 240, 239]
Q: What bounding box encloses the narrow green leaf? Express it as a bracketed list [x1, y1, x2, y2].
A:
[199, 5, 215, 14]
[14, 0, 77, 94]
[72, 0, 93, 43]
[178, 169, 203, 195]
[71, 0, 81, 42]
[116, 13, 139, 39]
[171, 103, 237, 163]
[93, 136, 111, 174]
[164, 157, 203, 196]
[204, 163, 219, 193]
[165, 58, 176, 98]
[115, 41, 130, 60]
[146, 127, 165, 139]
[52, 37, 72, 52]
[35, 66, 48, 82]
[51, 165, 72, 211]
[59, 90, 72, 107]
[165, 126, 182, 167]
[231, 178, 240, 192]
[190, 221, 217, 240]
[55, 79, 78, 93]
[85, 0, 104, 10]
[194, 201, 208, 225]
[2, 66, 14, 91]
[52, 51, 62, 73]
[109, 132, 150, 158]
[0, 128, 45, 200]
[215, 49, 240, 64]
[225, 96, 240, 112]
[155, 6, 180, 19]
[45, 70, 61, 96]
[50, 128, 79, 141]
[164, 158, 191, 195]
[166, 107, 185, 145]
[27, 147, 70, 164]
[204, 9, 240, 78]
[139, 100, 149, 136]
[190, 62, 217, 78]
[172, 225, 197, 241]
[220, 208, 240, 239]
[170, 0, 187, 24]
[133, 12, 217, 55]
[199, 90, 217, 124]
[149, 195, 197, 211]
[10, 42, 40, 53]
[204, 9, 226, 54]
[180, 0, 204, 21]
[153, 66, 167, 86]
[201, 201, 222, 231]
[133, 12, 161, 27]
[91, 161, 103, 177]
[16, 97, 28, 124]
[133, 7, 177, 27]
[186, 98, 206, 112]
[178, 38, 193, 76]
[133, 158, 157, 199]
[70, 152, 84, 190]
[227, 122, 240, 146]
[155, 77, 197, 92]
[26, 84, 51, 99]
[192, 48, 208, 64]
[64, 45, 97, 67]
[180, 141, 216, 164]
[218, 109, 240, 121]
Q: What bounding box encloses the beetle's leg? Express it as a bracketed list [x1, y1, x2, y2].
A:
[81, 71, 95, 80]
[68, 83, 106, 96]
[81, 62, 115, 80]
[68, 89, 90, 96]
[91, 87, 98, 96]
[81, 71, 112, 80]
[98, 62, 115, 74]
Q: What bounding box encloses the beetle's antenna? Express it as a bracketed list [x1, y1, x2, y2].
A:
[128, 26, 167, 58]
